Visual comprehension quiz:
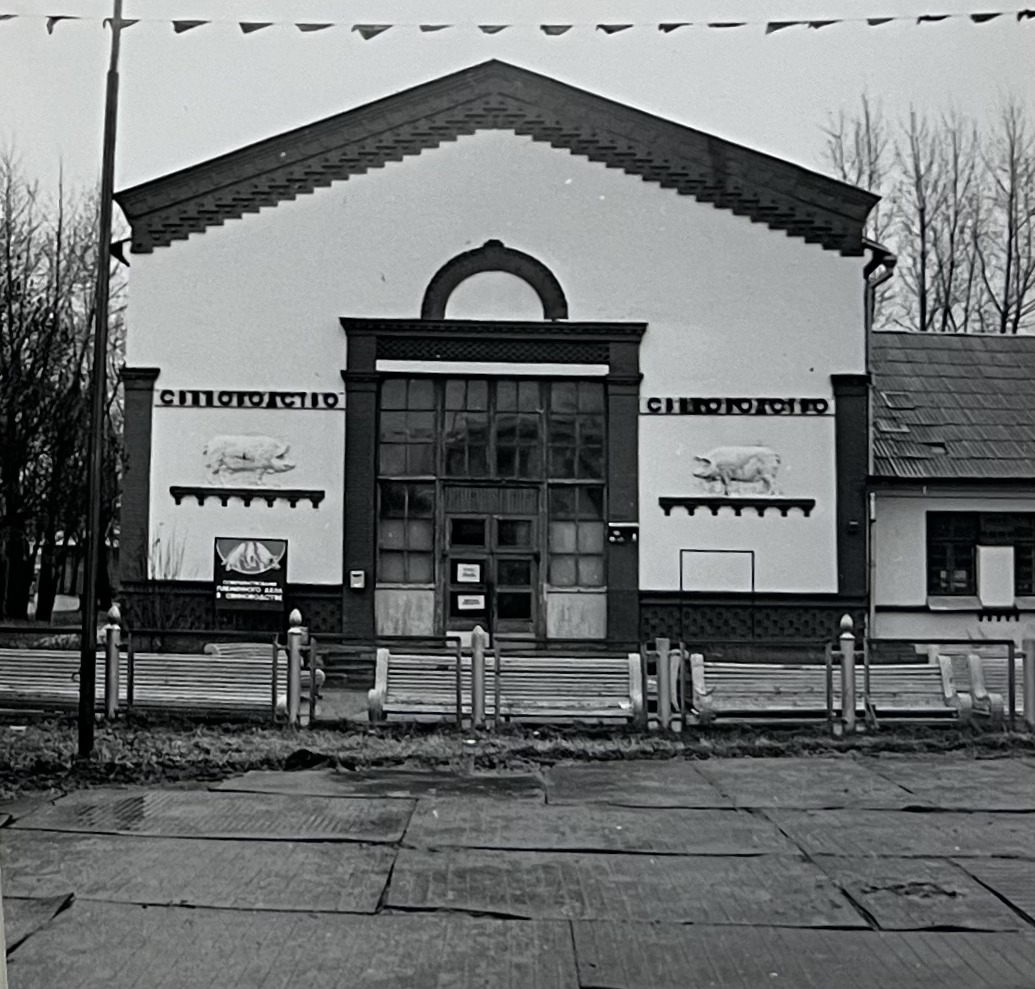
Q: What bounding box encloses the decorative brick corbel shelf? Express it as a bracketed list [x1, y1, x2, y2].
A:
[659, 496, 816, 518]
[170, 486, 325, 508]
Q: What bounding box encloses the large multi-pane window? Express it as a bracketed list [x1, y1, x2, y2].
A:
[927, 512, 1035, 596]
[379, 379, 435, 476]
[377, 377, 606, 587]
[547, 381, 605, 480]
[548, 485, 605, 587]
[377, 481, 435, 583]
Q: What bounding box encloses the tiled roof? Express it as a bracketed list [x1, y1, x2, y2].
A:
[871, 331, 1035, 481]
[115, 60, 876, 256]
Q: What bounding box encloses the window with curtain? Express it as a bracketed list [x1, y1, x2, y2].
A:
[927, 512, 1035, 596]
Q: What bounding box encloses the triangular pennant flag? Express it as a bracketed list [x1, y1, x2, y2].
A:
[808, 20, 839, 29]
[295, 23, 332, 32]
[1016, 8, 1034, 18]
[540, 25, 573, 36]
[707, 22, 747, 29]
[0, 14, 18, 20]
[658, 23, 691, 32]
[597, 24, 633, 34]
[46, 15, 77, 34]
[239, 22, 272, 34]
[866, 17, 896, 25]
[765, 21, 801, 34]
[103, 18, 139, 29]
[419, 25, 452, 32]
[478, 25, 509, 34]
[172, 20, 207, 34]
[970, 12, 1002, 21]
[353, 24, 392, 40]
[917, 14, 951, 22]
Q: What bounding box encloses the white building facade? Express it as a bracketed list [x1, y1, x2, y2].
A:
[116, 61, 882, 648]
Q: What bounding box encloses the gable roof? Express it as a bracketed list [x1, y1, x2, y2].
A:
[871, 330, 1035, 482]
[115, 60, 877, 256]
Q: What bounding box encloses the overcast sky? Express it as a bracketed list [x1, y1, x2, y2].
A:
[2, 0, 1033, 204]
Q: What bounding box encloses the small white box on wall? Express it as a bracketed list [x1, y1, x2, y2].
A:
[977, 545, 1014, 607]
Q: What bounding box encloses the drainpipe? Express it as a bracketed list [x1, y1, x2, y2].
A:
[862, 241, 897, 641]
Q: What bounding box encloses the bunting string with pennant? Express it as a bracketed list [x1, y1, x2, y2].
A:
[2, 10, 1034, 36]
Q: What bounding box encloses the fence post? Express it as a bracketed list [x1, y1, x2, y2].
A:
[104, 604, 121, 720]
[1023, 638, 1035, 731]
[471, 625, 486, 729]
[656, 637, 672, 731]
[839, 614, 856, 734]
[308, 636, 319, 726]
[0, 861, 7, 988]
[286, 609, 303, 727]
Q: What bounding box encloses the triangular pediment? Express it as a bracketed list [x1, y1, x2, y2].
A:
[116, 60, 877, 255]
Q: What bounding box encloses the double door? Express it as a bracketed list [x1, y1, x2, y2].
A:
[446, 513, 537, 636]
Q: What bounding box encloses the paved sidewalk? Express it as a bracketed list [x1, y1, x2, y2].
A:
[3, 754, 1035, 987]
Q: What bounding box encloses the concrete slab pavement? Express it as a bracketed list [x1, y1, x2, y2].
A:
[12, 788, 413, 842]
[6, 901, 579, 989]
[404, 799, 793, 854]
[387, 848, 865, 926]
[0, 830, 394, 912]
[572, 922, 1035, 989]
[952, 859, 1035, 924]
[214, 767, 546, 800]
[4, 752, 1035, 987]
[694, 755, 921, 809]
[544, 760, 732, 808]
[810, 855, 1027, 931]
[865, 756, 1035, 810]
[766, 808, 1035, 858]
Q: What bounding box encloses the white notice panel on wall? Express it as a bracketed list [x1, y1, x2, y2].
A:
[457, 563, 482, 584]
[457, 595, 486, 611]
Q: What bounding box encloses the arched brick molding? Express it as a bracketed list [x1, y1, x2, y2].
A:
[421, 240, 568, 320]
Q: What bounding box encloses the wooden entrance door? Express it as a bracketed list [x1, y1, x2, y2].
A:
[445, 512, 538, 637]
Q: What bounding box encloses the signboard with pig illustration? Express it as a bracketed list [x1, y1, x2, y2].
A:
[214, 537, 288, 612]
[639, 414, 838, 593]
[690, 445, 782, 496]
[204, 434, 296, 484]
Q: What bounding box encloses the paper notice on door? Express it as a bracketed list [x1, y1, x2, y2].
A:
[457, 595, 486, 611]
[456, 563, 482, 583]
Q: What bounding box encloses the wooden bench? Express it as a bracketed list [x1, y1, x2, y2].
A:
[368, 647, 645, 726]
[929, 646, 1012, 724]
[492, 652, 645, 725]
[368, 648, 473, 723]
[204, 640, 326, 694]
[0, 648, 116, 711]
[689, 654, 971, 724]
[981, 656, 1024, 719]
[127, 650, 282, 719]
[863, 660, 972, 724]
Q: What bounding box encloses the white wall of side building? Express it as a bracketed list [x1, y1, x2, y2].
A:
[872, 488, 1035, 645]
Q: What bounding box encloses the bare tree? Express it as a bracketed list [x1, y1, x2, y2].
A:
[0, 152, 124, 621]
[929, 111, 982, 333]
[822, 96, 1035, 333]
[975, 99, 1035, 333]
[824, 94, 897, 324]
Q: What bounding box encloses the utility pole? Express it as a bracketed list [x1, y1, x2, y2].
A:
[78, 0, 124, 760]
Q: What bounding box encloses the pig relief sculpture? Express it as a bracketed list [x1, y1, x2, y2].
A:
[203, 435, 296, 483]
[692, 446, 781, 496]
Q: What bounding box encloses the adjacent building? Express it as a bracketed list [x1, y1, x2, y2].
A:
[870, 331, 1035, 646]
[115, 60, 884, 647]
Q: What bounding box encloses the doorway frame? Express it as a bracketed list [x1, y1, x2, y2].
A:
[340, 317, 645, 646]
